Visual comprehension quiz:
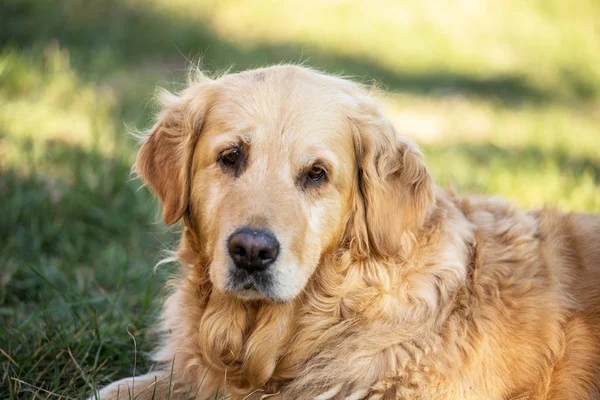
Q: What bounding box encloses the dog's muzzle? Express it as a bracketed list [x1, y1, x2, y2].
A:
[226, 227, 280, 299]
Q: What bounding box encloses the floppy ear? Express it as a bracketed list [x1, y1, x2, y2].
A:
[349, 100, 435, 258]
[135, 82, 214, 225]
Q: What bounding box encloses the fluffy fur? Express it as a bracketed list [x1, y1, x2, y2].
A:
[93, 65, 600, 400]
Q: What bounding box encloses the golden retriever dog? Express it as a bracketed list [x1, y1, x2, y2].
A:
[93, 65, 600, 400]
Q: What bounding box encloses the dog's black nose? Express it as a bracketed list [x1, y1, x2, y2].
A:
[228, 228, 279, 273]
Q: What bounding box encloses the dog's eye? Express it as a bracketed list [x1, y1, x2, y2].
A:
[219, 148, 241, 168]
[307, 165, 326, 183]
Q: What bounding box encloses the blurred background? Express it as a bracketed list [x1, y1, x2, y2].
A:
[1, 0, 599, 397]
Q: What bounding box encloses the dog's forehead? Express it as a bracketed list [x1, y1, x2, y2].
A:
[205, 68, 355, 151]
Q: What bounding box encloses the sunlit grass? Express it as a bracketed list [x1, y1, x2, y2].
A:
[1, 0, 599, 397]
[156, 0, 600, 99]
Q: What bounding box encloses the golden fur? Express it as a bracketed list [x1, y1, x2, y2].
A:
[94, 65, 600, 400]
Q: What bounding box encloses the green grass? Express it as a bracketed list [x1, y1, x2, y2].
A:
[1, 0, 599, 398]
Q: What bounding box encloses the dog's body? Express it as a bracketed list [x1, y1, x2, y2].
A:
[94, 66, 600, 400]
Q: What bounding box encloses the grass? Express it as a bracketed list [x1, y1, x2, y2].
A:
[1, 0, 599, 398]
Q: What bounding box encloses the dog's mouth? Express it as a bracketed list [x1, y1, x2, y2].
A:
[226, 268, 276, 300]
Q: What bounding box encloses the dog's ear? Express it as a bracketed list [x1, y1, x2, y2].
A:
[135, 81, 214, 225]
[348, 98, 435, 258]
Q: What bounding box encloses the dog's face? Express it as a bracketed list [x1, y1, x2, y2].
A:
[189, 71, 359, 301]
[136, 66, 434, 301]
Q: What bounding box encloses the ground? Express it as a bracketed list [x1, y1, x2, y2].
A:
[1, 0, 599, 398]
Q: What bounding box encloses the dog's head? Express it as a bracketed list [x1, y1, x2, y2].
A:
[136, 65, 434, 301]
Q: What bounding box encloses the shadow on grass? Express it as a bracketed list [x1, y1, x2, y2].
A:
[1, 0, 557, 108]
[0, 137, 175, 399]
[1, 139, 165, 267]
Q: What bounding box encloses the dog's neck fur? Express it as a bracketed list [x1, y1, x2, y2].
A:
[167, 189, 477, 398]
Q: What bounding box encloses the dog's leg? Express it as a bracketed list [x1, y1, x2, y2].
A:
[88, 371, 199, 400]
